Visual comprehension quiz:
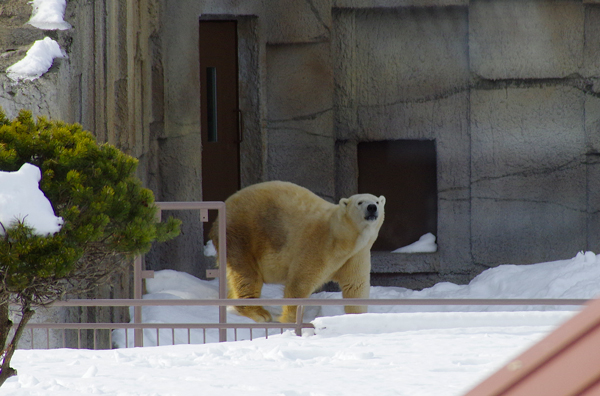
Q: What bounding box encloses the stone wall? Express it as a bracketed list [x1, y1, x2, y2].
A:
[3, 0, 600, 291]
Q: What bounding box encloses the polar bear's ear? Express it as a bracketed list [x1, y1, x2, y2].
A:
[378, 196, 386, 206]
[339, 198, 350, 207]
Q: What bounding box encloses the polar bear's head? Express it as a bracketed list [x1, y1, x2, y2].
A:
[339, 194, 386, 226]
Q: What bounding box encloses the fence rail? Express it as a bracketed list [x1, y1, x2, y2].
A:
[17, 297, 588, 350]
[50, 298, 591, 307]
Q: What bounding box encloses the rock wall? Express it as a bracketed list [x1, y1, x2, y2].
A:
[3, 0, 600, 292]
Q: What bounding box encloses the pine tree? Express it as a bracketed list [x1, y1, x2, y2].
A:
[0, 110, 180, 386]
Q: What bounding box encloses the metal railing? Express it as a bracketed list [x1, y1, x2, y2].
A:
[15, 201, 591, 350]
[20, 297, 589, 349]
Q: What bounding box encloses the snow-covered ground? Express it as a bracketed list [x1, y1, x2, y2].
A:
[3, 251, 600, 395]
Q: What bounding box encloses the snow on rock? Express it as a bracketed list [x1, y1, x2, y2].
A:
[27, 0, 71, 30]
[392, 232, 437, 253]
[0, 163, 63, 235]
[6, 37, 66, 82]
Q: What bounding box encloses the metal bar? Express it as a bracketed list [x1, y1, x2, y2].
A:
[133, 255, 143, 347]
[152, 201, 229, 342]
[155, 202, 225, 211]
[21, 322, 314, 330]
[50, 298, 589, 307]
[295, 305, 305, 336]
[217, 201, 227, 343]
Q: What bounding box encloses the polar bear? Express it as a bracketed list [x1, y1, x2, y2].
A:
[210, 181, 385, 323]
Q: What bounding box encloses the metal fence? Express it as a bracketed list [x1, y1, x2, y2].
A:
[15, 201, 590, 349]
[21, 297, 589, 349]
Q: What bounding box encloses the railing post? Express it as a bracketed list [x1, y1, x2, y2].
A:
[133, 255, 143, 347]
[295, 305, 305, 336]
[218, 202, 227, 342]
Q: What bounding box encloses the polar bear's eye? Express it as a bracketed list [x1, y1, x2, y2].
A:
[358, 201, 364, 205]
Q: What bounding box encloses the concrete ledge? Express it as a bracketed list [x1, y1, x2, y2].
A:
[371, 251, 439, 274]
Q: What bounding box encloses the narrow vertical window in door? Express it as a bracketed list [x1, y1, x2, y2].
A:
[206, 67, 218, 142]
[199, 21, 240, 241]
[357, 140, 438, 251]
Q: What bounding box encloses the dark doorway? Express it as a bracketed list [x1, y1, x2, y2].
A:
[357, 140, 438, 251]
[199, 20, 240, 241]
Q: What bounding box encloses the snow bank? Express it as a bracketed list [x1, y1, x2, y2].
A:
[312, 311, 575, 336]
[27, 0, 71, 30]
[0, 163, 63, 235]
[6, 37, 66, 82]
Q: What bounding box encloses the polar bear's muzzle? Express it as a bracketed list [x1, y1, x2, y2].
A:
[364, 204, 379, 221]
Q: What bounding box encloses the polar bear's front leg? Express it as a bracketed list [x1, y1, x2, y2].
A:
[333, 249, 371, 314]
[278, 269, 326, 323]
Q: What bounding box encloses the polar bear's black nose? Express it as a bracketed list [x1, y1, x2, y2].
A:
[367, 204, 377, 214]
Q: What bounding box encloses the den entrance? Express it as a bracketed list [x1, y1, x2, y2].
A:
[358, 140, 438, 251]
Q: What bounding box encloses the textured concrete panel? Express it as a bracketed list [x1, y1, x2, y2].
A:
[334, 0, 467, 6]
[471, 86, 587, 265]
[266, 42, 335, 198]
[470, 1, 584, 79]
[472, 87, 585, 189]
[162, 2, 201, 138]
[587, 161, 600, 252]
[267, 125, 335, 199]
[472, 199, 587, 265]
[584, 5, 600, 77]
[353, 7, 469, 106]
[261, 0, 331, 44]
[167, 0, 330, 44]
[267, 42, 333, 121]
[586, 93, 600, 252]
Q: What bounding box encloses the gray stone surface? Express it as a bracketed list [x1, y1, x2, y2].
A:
[583, 5, 600, 77]
[334, 7, 469, 140]
[266, 42, 335, 198]
[471, 86, 588, 265]
[4, 0, 600, 291]
[470, 1, 584, 79]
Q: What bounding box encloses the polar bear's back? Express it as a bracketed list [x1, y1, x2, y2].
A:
[221, 181, 335, 278]
[225, 181, 334, 224]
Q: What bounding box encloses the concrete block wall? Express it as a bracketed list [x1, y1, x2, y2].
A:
[468, 1, 600, 268]
[4, 0, 600, 290]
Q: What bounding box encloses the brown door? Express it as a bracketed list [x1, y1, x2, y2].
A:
[199, 21, 240, 240]
[358, 140, 438, 251]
